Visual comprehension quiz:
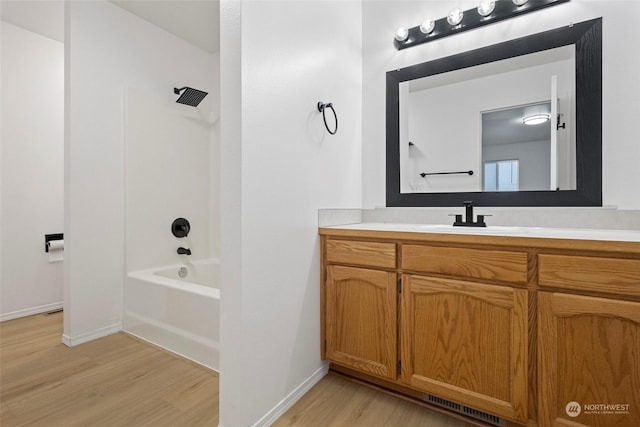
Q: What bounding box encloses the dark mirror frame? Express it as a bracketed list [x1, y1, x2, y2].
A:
[386, 18, 602, 207]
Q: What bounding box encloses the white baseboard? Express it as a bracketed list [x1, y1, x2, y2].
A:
[252, 363, 329, 427]
[0, 302, 63, 322]
[62, 322, 122, 347]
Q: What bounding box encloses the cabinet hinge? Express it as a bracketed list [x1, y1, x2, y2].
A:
[397, 277, 402, 294]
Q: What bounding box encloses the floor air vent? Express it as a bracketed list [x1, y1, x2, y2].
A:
[423, 394, 505, 426]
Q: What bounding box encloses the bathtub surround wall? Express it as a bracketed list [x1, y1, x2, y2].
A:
[219, 1, 362, 425]
[0, 22, 64, 321]
[64, 0, 218, 345]
[124, 87, 218, 370]
[125, 88, 213, 272]
[363, 1, 640, 209]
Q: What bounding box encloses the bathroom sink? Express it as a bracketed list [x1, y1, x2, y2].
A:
[327, 222, 536, 235]
[415, 224, 533, 234]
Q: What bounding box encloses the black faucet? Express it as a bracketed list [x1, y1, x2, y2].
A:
[177, 247, 192, 255]
[452, 201, 487, 227]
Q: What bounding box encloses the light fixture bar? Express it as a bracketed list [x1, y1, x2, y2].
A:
[394, 0, 569, 50]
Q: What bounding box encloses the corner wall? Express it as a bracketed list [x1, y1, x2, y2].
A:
[1, 22, 64, 320]
[363, 0, 640, 209]
[219, 0, 362, 425]
[64, 0, 218, 344]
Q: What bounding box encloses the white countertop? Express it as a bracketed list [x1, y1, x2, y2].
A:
[322, 222, 640, 243]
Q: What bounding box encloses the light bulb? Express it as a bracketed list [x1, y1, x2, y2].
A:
[447, 8, 464, 26]
[477, 0, 496, 17]
[512, 0, 528, 6]
[395, 27, 409, 42]
[522, 114, 550, 125]
[420, 18, 435, 34]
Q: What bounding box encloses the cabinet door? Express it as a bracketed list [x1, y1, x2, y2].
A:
[400, 274, 528, 423]
[538, 292, 640, 427]
[325, 265, 397, 380]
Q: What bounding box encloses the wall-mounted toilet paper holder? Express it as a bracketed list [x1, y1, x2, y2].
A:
[45, 233, 64, 252]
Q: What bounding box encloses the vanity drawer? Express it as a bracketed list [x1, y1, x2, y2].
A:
[539, 254, 640, 298]
[326, 239, 396, 269]
[401, 245, 528, 284]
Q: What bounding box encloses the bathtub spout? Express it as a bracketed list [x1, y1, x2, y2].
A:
[177, 247, 191, 256]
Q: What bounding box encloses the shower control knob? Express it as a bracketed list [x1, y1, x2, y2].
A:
[171, 218, 191, 238]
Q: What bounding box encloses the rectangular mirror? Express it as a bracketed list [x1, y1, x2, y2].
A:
[387, 18, 601, 207]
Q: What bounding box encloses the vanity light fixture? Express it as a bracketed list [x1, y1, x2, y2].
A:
[523, 113, 550, 125]
[393, 0, 569, 50]
[447, 8, 464, 26]
[477, 1, 496, 17]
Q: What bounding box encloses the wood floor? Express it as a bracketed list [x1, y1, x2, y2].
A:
[0, 312, 219, 426]
[275, 373, 472, 427]
[2, 313, 471, 427]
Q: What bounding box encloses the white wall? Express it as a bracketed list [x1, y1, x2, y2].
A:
[125, 88, 214, 272]
[219, 0, 362, 425]
[1, 22, 64, 320]
[363, 0, 640, 209]
[65, 0, 218, 344]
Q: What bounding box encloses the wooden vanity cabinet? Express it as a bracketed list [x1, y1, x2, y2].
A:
[322, 235, 530, 424]
[400, 274, 528, 422]
[537, 255, 640, 427]
[537, 292, 640, 427]
[320, 229, 640, 427]
[323, 239, 398, 381]
[325, 265, 397, 380]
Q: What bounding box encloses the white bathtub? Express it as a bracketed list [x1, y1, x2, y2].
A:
[124, 259, 219, 371]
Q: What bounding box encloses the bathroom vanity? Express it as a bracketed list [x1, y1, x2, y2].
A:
[319, 223, 640, 427]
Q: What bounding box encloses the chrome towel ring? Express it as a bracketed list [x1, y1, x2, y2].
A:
[317, 102, 338, 135]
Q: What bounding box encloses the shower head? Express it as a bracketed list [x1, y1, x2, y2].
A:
[174, 87, 208, 107]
